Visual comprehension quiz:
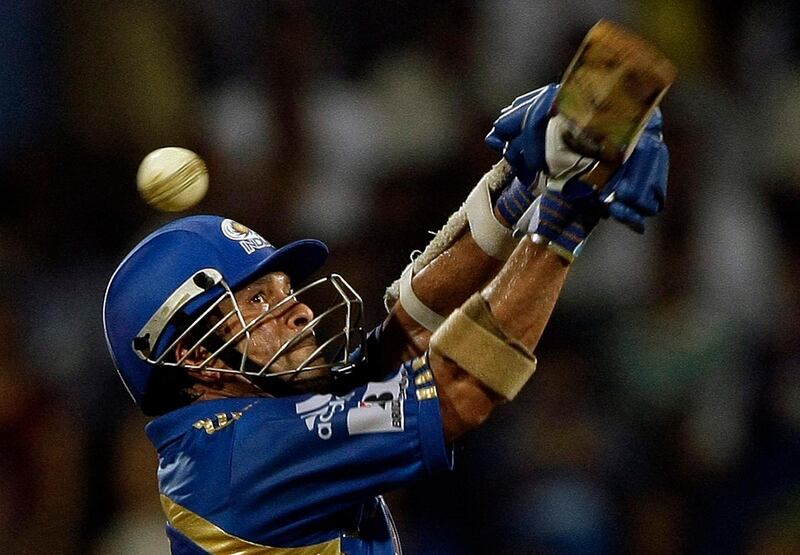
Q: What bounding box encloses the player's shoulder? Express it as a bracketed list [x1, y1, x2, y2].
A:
[145, 397, 264, 449]
[144, 391, 340, 450]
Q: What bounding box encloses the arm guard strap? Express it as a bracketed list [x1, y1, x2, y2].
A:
[385, 160, 515, 314]
[429, 292, 536, 400]
[398, 264, 446, 331]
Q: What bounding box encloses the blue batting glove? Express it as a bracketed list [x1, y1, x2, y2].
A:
[485, 84, 559, 225]
[485, 84, 558, 182]
[601, 109, 668, 233]
[530, 109, 668, 261]
[532, 180, 602, 260]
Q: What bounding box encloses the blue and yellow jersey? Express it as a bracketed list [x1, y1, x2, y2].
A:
[145, 354, 449, 554]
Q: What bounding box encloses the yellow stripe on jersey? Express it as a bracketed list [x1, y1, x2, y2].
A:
[411, 355, 428, 372]
[416, 386, 438, 401]
[414, 369, 434, 387]
[160, 494, 342, 555]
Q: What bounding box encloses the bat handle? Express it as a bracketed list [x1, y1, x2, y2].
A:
[580, 160, 618, 190]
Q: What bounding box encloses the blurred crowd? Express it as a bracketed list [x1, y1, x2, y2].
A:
[2, 1, 800, 553]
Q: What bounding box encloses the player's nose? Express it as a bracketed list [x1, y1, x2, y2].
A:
[285, 301, 314, 331]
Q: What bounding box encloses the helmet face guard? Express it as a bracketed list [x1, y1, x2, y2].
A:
[102, 215, 363, 414]
[132, 270, 366, 386]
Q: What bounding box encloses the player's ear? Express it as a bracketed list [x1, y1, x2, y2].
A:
[175, 342, 219, 381]
[176, 341, 198, 364]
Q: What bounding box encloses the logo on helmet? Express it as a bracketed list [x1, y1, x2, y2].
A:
[221, 219, 271, 254]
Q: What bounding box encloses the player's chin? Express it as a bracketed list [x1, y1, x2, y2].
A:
[288, 372, 334, 394]
[259, 348, 330, 392]
[285, 356, 333, 392]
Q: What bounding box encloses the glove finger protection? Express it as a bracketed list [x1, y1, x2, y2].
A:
[601, 112, 669, 232]
[485, 84, 559, 179]
[607, 202, 647, 233]
[487, 86, 556, 141]
[644, 107, 663, 135]
[485, 84, 559, 225]
[609, 137, 669, 212]
[530, 109, 669, 258]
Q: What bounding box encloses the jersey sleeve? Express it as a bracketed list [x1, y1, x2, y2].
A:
[228, 351, 452, 544]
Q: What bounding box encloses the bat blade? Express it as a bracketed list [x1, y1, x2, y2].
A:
[555, 19, 677, 168]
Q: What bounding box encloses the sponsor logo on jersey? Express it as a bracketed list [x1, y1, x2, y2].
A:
[295, 392, 353, 440]
[295, 371, 410, 439]
[347, 370, 408, 435]
[220, 218, 271, 254]
[192, 404, 253, 435]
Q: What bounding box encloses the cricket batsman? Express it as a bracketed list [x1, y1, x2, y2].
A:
[103, 69, 669, 553]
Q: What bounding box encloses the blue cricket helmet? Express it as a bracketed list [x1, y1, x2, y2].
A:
[103, 215, 328, 415]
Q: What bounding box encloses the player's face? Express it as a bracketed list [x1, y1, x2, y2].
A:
[218, 272, 327, 390]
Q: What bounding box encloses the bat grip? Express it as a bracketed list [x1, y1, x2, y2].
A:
[581, 160, 618, 191]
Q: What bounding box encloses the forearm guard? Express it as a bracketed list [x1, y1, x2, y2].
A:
[429, 292, 536, 400]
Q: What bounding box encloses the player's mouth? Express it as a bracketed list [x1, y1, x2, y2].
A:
[289, 335, 319, 357]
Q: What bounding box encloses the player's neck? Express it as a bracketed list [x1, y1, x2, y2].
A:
[188, 380, 265, 403]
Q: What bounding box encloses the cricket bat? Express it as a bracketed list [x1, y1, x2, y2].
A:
[384, 20, 676, 309]
[554, 19, 677, 188]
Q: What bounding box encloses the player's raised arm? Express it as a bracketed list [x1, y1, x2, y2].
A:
[398, 99, 669, 443]
[382, 21, 674, 387]
[379, 86, 558, 368]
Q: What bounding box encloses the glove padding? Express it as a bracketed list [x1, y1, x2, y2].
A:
[600, 110, 668, 233]
[485, 84, 557, 225]
[485, 83, 600, 191]
[530, 109, 668, 260]
[485, 84, 559, 186]
[531, 179, 603, 259]
[487, 84, 668, 235]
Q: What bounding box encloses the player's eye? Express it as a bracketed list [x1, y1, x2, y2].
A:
[250, 292, 267, 304]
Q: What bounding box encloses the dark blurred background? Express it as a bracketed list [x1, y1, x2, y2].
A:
[2, 1, 800, 553]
